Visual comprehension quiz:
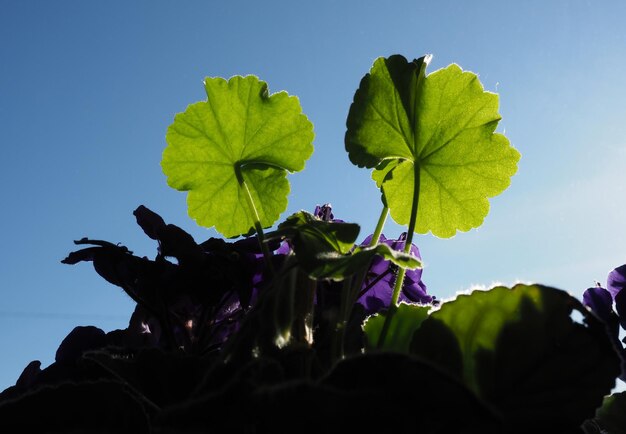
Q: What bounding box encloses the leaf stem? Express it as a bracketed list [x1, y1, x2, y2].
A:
[332, 205, 390, 361]
[235, 165, 275, 275]
[377, 165, 420, 348]
[370, 205, 389, 247]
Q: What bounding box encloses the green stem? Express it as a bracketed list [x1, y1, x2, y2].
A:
[370, 205, 389, 247]
[235, 165, 275, 275]
[332, 205, 389, 361]
[377, 165, 420, 348]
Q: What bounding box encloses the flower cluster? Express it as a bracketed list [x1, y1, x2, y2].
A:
[583, 265, 626, 379]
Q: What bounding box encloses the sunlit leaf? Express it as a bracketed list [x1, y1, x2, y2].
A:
[410, 284, 620, 432]
[363, 302, 430, 352]
[273, 211, 360, 256]
[346, 55, 520, 237]
[306, 243, 420, 281]
[162, 75, 314, 237]
[269, 211, 420, 280]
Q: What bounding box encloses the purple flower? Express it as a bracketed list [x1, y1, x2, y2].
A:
[607, 265, 626, 299]
[357, 233, 434, 315]
[584, 265, 626, 333]
[582, 285, 620, 338]
[607, 265, 626, 328]
[583, 264, 626, 381]
[313, 203, 344, 223]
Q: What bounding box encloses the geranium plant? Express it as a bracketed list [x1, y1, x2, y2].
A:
[0, 54, 622, 433]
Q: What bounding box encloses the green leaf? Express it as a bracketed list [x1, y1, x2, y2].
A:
[363, 302, 430, 352]
[273, 211, 361, 256]
[306, 243, 420, 280]
[346, 55, 520, 238]
[162, 75, 314, 237]
[268, 213, 420, 280]
[586, 392, 626, 434]
[410, 284, 621, 432]
[320, 353, 501, 433]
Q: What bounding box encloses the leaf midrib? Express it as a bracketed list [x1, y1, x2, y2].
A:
[418, 92, 493, 163]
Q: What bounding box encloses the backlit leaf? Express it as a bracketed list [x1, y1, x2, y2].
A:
[305, 243, 420, 281]
[363, 302, 430, 352]
[346, 55, 520, 237]
[162, 76, 314, 237]
[410, 284, 620, 432]
[273, 211, 360, 256]
[268, 212, 420, 280]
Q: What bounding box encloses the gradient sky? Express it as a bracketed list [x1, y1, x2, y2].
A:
[1, 0, 626, 391]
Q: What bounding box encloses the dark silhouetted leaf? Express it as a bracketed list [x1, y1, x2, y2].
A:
[411, 284, 620, 433]
[0, 381, 150, 433]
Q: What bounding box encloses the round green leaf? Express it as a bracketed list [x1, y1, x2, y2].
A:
[162, 76, 314, 237]
[346, 55, 520, 238]
[410, 284, 620, 432]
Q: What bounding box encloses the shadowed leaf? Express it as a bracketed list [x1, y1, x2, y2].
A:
[411, 284, 620, 432]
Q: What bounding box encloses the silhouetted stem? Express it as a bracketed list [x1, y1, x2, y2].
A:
[333, 205, 389, 361]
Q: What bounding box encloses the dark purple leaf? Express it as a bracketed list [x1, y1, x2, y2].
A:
[15, 361, 41, 389]
[55, 326, 107, 364]
[133, 205, 166, 240]
[60, 246, 101, 265]
[157, 224, 204, 265]
[134, 205, 205, 265]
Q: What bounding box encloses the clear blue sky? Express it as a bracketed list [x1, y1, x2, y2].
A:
[1, 0, 626, 391]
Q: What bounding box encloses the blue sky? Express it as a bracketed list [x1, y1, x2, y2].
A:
[1, 0, 626, 391]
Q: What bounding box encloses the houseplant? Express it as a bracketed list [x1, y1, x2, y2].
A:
[0, 54, 622, 433]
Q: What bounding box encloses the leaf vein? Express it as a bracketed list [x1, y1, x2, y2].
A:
[368, 102, 410, 148]
[180, 107, 233, 163]
[205, 91, 234, 160]
[422, 165, 481, 222]
[242, 80, 253, 160]
[422, 76, 482, 160]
